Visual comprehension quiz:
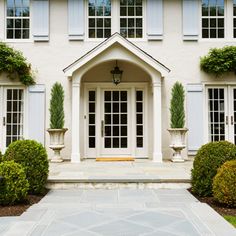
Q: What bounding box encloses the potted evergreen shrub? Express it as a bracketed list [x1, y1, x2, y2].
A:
[47, 82, 67, 162]
[168, 82, 188, 162]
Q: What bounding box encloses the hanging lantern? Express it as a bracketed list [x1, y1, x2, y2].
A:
[111, 60, 123, 85]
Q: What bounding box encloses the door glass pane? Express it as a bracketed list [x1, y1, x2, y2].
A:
[136, 90, 143, 148]
[6, 89, 24, 147]
[208, 88, 225, 142]
[88, 90, 96, 148]
[104, 90, 128, 149]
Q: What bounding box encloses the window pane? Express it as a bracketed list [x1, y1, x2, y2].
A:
[6, 0, 30, 39]
[88, 0, 111, 38]
[120, 0, 143, 38]
[202, 0, 224, 38]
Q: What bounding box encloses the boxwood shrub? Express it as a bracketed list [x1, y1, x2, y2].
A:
[3, 140, 49, 194]
[191, 141, 236, 197]
[0, 160, 29, 205]
[213, 160, 236, 207]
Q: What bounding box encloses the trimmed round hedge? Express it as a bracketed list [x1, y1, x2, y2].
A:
[0, 160, 29, 205]
[3, 140, 49, 194]
[213, 160, 236, 207]
[191, 141, 236, 197]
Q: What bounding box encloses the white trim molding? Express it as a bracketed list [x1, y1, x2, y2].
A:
[71, 82, 81, 163]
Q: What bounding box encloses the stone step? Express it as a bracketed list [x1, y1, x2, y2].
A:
[46, 179, 191, 190]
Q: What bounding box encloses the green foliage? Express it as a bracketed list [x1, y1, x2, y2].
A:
[49, 82, 65, 129]
[0, 160, 29, 205]
[213, 160, 236, 207]
[191, 141, 236, 197]
[224, 216, 236, 228]
[0, 150, 2, 163]
[170, 82, 185, 128]
[3, 140, 49, 194]
[200, 46, 236, 76]
[0, 42, 35, 85]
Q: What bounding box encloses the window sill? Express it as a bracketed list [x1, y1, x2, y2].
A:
[3, 39, 33, 43]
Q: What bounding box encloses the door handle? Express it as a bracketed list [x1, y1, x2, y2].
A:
[231, 116, 234, 125]
[226, 116, 228, 125]
[101, 120, 104, 137]
[3, 117, 5, 126]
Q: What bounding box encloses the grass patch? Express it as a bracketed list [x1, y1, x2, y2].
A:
[224, 215, 236, 227]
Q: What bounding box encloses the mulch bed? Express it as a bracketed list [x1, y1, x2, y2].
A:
[0, 190, 48, 217]
[189, 189, 236, 217]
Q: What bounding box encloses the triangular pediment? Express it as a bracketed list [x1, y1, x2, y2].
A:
[63, 32, 170, 77]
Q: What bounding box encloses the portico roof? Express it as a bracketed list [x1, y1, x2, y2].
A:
[63, 32, 170, 77]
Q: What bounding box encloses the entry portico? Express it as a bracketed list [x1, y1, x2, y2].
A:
[64, 33, 170, 163]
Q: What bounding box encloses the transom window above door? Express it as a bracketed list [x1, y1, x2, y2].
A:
[87, 0, 144, 39]
[6, 0, 30, 39]
[201, 0, 224, 38]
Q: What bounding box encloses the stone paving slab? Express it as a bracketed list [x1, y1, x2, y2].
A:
[1, 189, 235, 236]
[0, 217, 18, 236]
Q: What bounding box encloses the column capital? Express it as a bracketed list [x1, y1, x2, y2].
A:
[152, 82, 161, 88]
[72, 82, 80, 88]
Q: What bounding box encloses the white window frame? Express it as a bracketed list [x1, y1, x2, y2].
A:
[0, 85, 27, 153]
[119, 0, 144, 39]
[204, 83, 236, 145]
[85, 0, 146, 41]
[87, 0, 112, 39]
[4, 0, 32, 42]
[201, 0, 225, 39]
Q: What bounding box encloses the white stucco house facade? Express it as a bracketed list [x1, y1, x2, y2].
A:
[0, 0, 236, 162]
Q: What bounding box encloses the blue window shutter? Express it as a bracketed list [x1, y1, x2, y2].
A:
[187, 84, 204, 155]
[68, 0, 84, 41]
[28, 85, 45, 145]
[183, 0, 199, 40]
[32, 0, 49, 41]
[146, 0, 163, 40]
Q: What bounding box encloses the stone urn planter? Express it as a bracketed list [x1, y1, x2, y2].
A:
[48, 82, 67, 162]
[168, 82, 188, 162]
[47, 128, 68, 162]
[168, 128, 188, 162]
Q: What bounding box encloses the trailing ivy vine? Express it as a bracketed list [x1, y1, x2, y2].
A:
[0, 42, 35, 85]
[200, 46, 236, 77]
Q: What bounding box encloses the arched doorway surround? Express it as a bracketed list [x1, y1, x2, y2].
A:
[63, 33, 170, 163]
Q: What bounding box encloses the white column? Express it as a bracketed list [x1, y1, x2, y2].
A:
[153, 82, 163, 162]
[71, 82, 81, 163]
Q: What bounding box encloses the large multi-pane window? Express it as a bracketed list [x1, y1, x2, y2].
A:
[234, 0, 236, 38]
[6, 0, 30, 39]
[202, 0, 224, 38]
[88, 0, 111, 38]
[120, 0, 143, 38]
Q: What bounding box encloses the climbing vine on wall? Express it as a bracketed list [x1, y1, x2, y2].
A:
[0, 42, 35, 86]
[200, 46, 236, 77]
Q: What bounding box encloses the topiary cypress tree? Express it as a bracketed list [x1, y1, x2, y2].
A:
[49, 82, 65, 129]
[170, 82, 185, 128]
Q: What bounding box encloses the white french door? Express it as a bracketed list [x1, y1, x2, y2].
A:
[0, 87, 25, 152]
[85, 83, 148, 158]
[101, 89, 131, 155]
[207, 86, 236, 144]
